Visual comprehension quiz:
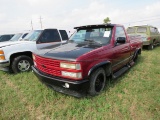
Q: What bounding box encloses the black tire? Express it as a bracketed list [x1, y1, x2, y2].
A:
[11, 55, 33, 73]
[88, 68, 106, 96]
[148, 43, 154, 50]
[133, 53, 138, 62]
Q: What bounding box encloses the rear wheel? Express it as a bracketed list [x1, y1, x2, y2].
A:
[88, 68, 106, 96]
[11, 55, 33, 73]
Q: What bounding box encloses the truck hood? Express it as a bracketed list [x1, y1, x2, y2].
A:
[0, 41, 34, 48]
[38, 43, 101, 61]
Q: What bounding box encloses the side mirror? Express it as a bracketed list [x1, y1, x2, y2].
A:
[116, 37, 126, 44]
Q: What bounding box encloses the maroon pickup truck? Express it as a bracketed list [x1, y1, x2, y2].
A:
[32, 24, 142, 97]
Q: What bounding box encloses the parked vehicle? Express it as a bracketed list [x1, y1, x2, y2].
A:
[0, 34, 14, 42]
[127, 25, 160, 50]
[0, 29, 68, 73]
[10, 32, 28, 41]
[32, 24, 142, 97]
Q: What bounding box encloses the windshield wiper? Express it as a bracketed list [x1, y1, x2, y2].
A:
[68, 40, 74, 43]
[84, 39, 102, 46]
[22, 39, 29, 41]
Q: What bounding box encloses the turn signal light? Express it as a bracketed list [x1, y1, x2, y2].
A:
[0, 56, 5, 60]
[0, 50, 5, 60]
[0, 50, 4, 54]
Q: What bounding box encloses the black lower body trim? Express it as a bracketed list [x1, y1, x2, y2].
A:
[32, 66, 89, 98]
[0, 61, 9, 68]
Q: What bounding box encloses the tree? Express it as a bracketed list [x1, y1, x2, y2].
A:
[103, 17, 111, 24]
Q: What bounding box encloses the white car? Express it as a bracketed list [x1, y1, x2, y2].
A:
[0, 29, 69, 73]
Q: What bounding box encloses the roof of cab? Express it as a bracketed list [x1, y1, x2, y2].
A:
[128, 25, 156, 28]
[74, 23, 116, 29]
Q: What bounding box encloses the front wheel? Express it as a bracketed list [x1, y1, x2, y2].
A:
[88, 68, 106, 96]
[11, 55, 33, 73]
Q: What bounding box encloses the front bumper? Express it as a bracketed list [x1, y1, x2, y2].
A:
[0, 61, 10, 68]
[32, 66, 89, 98]
[143, 41, 151, 46]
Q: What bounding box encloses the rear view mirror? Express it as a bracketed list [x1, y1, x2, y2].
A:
[116, 37, 126, 44]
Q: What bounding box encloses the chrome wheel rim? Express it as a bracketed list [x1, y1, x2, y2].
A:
[18, 60, 30, 71]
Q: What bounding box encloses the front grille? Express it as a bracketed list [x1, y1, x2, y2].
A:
[35, 55, 61, 76]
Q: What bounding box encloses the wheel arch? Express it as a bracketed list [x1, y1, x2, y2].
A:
[137, 48, 141, 55]
[10, 51, 33, 64]
[132, 48, 141, 61]
[88, 61, 112, 77]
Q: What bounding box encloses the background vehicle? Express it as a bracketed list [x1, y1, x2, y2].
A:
[32, 24, 142, 97]
[10, 32, 28, 41]
[127, 25, 160, 50]
[0, 29, 69, 73]
[0, 34, 14, 42]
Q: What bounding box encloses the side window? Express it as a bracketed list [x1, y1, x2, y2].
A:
[137, 27, 147, 33]
[39, 29, 61, 43]
[150, 27, 158, 34]
[127, 27, 135, 33]
[3, 35, 11, 41]
[59, 30, 68, 40]
[115, 26, 126, 42]
[9, 36, 12, 39]
[154, 28, 159, 34]
[150, 27, 154, 33]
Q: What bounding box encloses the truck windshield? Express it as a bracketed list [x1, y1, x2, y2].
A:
[69, 27, 112, 45]
[23, 30, 42, 41]
[10, 33, 22, 41]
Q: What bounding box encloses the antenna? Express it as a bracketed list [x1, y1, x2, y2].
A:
[31, 20, 33, 30]
[39, 16, 43, 29]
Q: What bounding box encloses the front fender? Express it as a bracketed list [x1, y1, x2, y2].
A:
[88, 61, 112, 77]
[2, 43, 36, 61]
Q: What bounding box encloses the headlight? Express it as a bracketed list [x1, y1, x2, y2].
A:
[60, 62, 81, 70]
[61, 71, 82, 79]
[0, 50, 5, 60]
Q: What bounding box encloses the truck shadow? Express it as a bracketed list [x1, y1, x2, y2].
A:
[142, 44, 160, 50]
[104, 55, 145, 92]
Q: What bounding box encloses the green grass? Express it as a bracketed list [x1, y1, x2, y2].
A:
[0, 47, 160, 120]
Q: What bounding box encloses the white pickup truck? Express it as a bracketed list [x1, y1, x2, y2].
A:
[0, 29, 69, 73]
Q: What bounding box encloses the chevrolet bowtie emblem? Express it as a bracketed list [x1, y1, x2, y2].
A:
[42, 64, 46, 68]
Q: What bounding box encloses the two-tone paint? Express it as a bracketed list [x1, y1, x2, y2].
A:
[32, 24, 143, 97]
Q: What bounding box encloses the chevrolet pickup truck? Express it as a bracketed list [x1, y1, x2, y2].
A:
[32, 24, 142, 97]
[0, 29, 68, 73]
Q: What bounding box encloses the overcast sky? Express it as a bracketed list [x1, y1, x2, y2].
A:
[0, 0, 160, 34]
